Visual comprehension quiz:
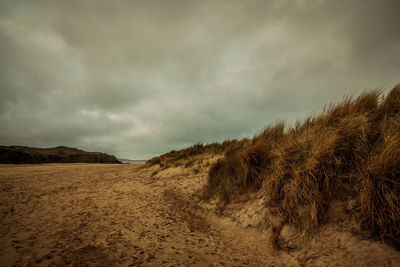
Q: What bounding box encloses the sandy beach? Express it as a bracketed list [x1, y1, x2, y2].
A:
[1, 163, 399, 266]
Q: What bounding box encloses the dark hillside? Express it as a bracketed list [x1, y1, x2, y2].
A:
[0, 146, 121, 164]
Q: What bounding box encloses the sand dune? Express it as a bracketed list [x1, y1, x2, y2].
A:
[0, 163, 399, 266]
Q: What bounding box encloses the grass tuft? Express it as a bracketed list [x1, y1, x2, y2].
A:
[146, 140, 240, 168]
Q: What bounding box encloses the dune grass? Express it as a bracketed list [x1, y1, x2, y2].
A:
[205, 85, 400, 247]
[146, 140, 239, 168]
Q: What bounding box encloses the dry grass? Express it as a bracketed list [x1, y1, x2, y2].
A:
[205, 85, 400, 248]
[146, 140, 239, 168]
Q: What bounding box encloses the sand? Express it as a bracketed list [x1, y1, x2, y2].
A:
[0, 163, 399, 266]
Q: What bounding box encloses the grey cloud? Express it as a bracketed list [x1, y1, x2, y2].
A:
[0, 0, 399, 159]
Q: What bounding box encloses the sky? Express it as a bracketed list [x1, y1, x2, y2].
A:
[0, 0, 399, 159]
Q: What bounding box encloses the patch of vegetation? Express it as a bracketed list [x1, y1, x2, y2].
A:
[146, 140, 241, 168]
[204, 85, 400, 248]
[184, 159, 197, 168]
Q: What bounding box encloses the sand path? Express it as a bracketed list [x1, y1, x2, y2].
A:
[0, 164, 289, 266]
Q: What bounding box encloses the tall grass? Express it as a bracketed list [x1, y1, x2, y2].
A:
[205, 85, 400, 247]
[146, 140, 239, 167]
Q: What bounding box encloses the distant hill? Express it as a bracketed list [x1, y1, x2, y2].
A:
[0, 146, 121, 164]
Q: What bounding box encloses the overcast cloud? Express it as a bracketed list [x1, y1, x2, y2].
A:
[0, 0, 399, 159]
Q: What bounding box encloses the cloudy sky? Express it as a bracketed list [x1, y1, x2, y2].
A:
[0, 0, 399, 159]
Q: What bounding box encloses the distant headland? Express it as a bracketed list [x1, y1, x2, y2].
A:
[0, 145, 121, 164]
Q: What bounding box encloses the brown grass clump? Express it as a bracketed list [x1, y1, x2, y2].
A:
[205, 85, 400, 248]
[146, 140, 238, 168]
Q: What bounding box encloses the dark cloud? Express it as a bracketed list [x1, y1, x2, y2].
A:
[0, 0, 399, 159]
